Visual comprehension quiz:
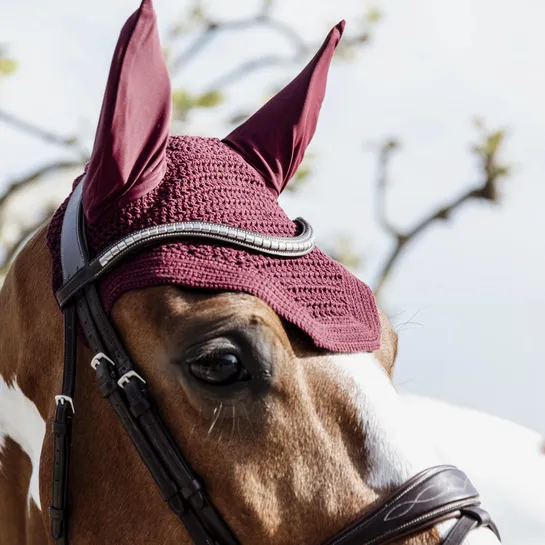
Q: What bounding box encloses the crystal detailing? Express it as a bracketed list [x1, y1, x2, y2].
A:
[97, 218, 315, 269]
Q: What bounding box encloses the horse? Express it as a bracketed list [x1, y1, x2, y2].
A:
[0, 1, 506, 544]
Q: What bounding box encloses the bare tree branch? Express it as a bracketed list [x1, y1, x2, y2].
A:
[0, 160, 82, 209]
[168, 3, 372, 97]
[169, 12, 308, 74]
[162, 1, 374, 140]
[258, 17, 308, 54]
[0, 160, 82, 271]
[373, 187, 483, 298]
[0, 109, 88, 159]
[206, 54, 300, 91]
[197, 31, 370, 93]
[372, 128, 510, 300]
[169, 28, 217, 73]
[375, 139, 400, 236]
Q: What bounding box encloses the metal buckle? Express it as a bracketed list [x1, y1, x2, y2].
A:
[55, 395, 75, 414]
[90, 352, 115, 370]
[117, 370, 146, 388]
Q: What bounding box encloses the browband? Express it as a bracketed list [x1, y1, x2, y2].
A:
[56, 180, 315, 308]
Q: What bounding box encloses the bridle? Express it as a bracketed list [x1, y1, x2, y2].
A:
[50, 179, 501, 545]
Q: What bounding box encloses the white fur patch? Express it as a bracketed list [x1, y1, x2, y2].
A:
[0, 375, 45, 510]
[329, 353, 502, 544]
[330, 353, 442, 488]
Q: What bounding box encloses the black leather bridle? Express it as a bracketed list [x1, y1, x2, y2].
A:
[50, 180, 501, 545]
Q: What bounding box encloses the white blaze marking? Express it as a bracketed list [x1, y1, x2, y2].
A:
[329, 353, 502, 544]
[330, 353, 441, 488]
[0, 375, 45, 510]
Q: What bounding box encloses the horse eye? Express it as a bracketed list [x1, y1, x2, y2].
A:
[189, 353, 250, 385]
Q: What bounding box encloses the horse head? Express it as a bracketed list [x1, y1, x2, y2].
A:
[0, 1, 501, 544]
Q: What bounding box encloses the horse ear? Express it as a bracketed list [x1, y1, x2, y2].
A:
[82, 0, 171, 224]
[222, 21, 345, 197]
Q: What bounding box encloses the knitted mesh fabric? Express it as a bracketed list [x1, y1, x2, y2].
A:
[47, 135, 380, 353]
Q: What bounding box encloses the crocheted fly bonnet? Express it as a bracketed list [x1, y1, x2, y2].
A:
[47, 0, 380, 353]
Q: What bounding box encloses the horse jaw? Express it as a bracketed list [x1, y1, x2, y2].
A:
[328, 352, 502, 545]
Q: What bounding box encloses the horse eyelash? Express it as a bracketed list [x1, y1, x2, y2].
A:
[184, 342, 241, 364]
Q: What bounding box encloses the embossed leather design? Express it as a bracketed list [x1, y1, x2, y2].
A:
[322, 465, 497, 545]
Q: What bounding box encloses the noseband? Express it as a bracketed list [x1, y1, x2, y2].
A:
[50, 180, 501, 545]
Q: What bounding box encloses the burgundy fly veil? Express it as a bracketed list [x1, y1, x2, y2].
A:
[47, 0, 380, 352]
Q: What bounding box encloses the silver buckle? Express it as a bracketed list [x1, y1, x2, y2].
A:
[90, 352, 115, 370]
[55, 395, 75, 414]
[117, 370, 146, 388]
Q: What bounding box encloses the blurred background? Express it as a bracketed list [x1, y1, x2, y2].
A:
[0, 0, 543, 442]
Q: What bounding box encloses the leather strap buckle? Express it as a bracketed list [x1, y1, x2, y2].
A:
[117, 370, 146, 388]
[55, 395, 75, 414]
[90, 351, 115, 370]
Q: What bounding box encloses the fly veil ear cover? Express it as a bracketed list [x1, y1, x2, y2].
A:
[47, 3, 381, 354]
[82, 0, 171, 224]
[83, 1, 344, 218]
[223, 21, 345, 197]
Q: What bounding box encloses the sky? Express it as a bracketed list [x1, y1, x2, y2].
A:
[0, 0, 544, 435]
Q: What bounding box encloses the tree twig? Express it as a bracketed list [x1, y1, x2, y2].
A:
[0, 159, 82, 209]
[372, 128, 509, 300]
[0, 109, 88, 159]
[169, 13, 308, 74]
[169, 29, 217, 73]
[206, 54, 301, 91]
[373, 187, 484, 298]
[375, 139, 400, 236]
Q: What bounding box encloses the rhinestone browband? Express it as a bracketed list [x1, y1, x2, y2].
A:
[98, 217, 315, 269]
[56, 201, 315, 309]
